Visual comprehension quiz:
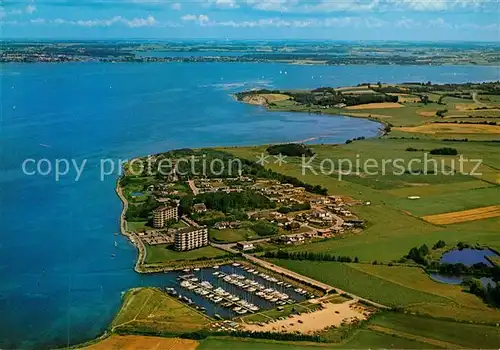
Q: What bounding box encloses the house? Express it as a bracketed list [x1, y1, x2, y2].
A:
[311, 209, 327, 218]
[214, 221, 241, 230]
[193, 203, 207, 213]
[237, 241, 255, 251]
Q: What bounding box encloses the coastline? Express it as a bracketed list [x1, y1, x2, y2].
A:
[235, 94, 389, 139]
[115, 181, 146, 273]
[117, 95, 387, 274]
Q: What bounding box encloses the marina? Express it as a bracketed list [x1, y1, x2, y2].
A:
[164, 264, 311, 319]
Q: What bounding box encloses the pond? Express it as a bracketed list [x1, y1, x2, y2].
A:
[430, 248, 499, 287]
[430, 274, 495, 288]
[440, 248, 498, 267]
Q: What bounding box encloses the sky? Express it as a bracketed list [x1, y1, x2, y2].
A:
[1, 0, 499, 41]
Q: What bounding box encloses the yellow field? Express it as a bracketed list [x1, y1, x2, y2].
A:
[396, 123, 500, 134]
[418, 111, 438, 117]
[422, 205, 500, 225]
[345, 102, 403, 110]
[82, 335, 198, 350]
[455, 103, 480, 111]
[243, 93, 290, 105]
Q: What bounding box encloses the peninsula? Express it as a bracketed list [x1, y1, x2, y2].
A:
[78, 81, 500, 350]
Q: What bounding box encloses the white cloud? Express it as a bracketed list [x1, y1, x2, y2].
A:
[30, 18, 45, 24]
[248, 0, 290, 12]
[50, 15, 158, 28]
[171, 2, 182, 10]
[215, 0, 240, 8]
[394, 17, 419, 28]
[205, 16, 389, 28]
[127, 15, 157, 27]
[244, 0, 494, 13]
[181, 14, 198, 21]
[26, 4, 37, 14]
[182, 14, 210, 24]
[299, 0, 381, 13]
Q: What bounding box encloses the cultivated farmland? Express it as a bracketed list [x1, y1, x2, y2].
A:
[422, 205, 500, 225]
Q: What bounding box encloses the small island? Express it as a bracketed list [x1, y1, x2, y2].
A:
[79, 81, 500, 350]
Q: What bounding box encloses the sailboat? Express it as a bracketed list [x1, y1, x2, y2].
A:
[114, 241, 118, 248]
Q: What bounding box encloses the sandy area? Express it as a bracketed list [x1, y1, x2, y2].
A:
[243, 300, 368, 334]
[418, 111, 438, 117]
[396, 123, 500, 134]
[455, 103, 479, 111]
[345, 102, 403, 110]
[243, 93, 290, 106]
[422, 205, 500, 225]
[82, 335, 199, 350]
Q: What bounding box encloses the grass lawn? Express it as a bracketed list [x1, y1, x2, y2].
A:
[111, 288, 210, 335]
[269, 260, 449, 308]
[197, 330, 435, 349]
[269, 260, 500, 323]
[144, 245, 228, 264]
[370, 313, 500, 349]
[209, 227, 259, 243]
[197, 338, 335, 350]
[127, 220, 151, 232]
[240, 300, 322, 323]
[386, 186, 500, 217]
[170, 220, 188, 229]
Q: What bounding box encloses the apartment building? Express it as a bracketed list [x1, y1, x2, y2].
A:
[174, 226, 208, 251]
[152, 205, 179, 228]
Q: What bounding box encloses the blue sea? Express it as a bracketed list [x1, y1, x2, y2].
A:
[1, 62, 498, 349]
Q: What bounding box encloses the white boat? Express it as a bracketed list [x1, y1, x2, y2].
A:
[180, 281, 191, 288]
[213, 265, 219, 269]
[213, 271, 220, 276]
[232, 263, 240, 267]
[194, 268, 200, 271]
[201, 281, 213, 289]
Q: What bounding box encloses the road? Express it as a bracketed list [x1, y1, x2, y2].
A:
[187, 179, 199, 195]
[116, 183, 147, 272]
[472, 92, 486, 107]
[244, 254, 389, 309]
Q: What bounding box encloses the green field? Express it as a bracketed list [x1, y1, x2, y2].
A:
[386, 186, 500, 216]
[370, 313, 500, 349]
[144, 245, 229, 264]
[223, 135, 500, 263]
[126, 220, 151, 232]
[197, 330, 436, 349]
[269, 260, 500, 323]
[111, 287, 210, 335]
[209, 227, 259, 243]
[240, 300, 323, 323]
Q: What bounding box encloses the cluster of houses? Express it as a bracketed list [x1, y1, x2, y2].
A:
[194, 177, 253, 195]
[214, 221, 242, 230]
[132, 175, 364, 252]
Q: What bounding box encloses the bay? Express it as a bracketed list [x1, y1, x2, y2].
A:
[0, 62, 498, 349]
